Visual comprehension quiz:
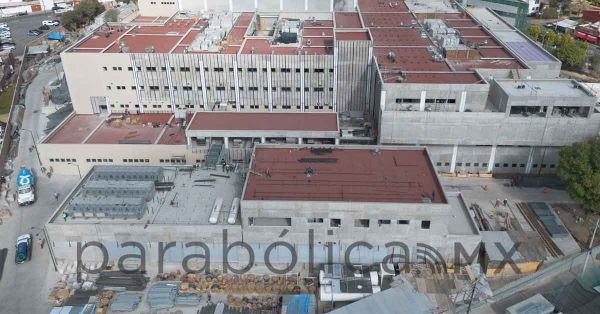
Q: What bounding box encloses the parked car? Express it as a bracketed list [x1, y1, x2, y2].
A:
[38, 25, 50, 31]
[0, 23, 8, 28]
[16, 11, 27, 16]
[15, 234, 32, 264]
[0, 26, 10, 31]
[0, 31, 10, 37]
[27, 29, 41, 36]
[42, 20, 59, 26]
[0, 34, 11, 40]
[1, 43, 16, 50]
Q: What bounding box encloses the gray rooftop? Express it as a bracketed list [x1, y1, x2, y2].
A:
[496, 79, 596, 98]
[54, 166, 244, 225]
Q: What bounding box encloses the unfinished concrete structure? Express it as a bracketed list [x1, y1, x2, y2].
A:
[45, 146, 481, 272]
[46, 0, 600, 176]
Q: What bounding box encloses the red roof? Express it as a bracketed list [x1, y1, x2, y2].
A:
[358, 0, 409, 12]
[370, 28, 431, 46]
[244, 147, 446, 203]
[374, 47, 451, 71]
[335, 12, 363, 28]
[188, 112, 338, 132]
[362, 12, 414, 27]
[336, 31, 370, 41]
[384, 72, 483, 84]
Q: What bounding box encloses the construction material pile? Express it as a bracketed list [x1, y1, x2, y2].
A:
[147, 281, 179, 310]
[109, 292, 143, 312]
[96, 271, 149, 291]
[173, 272, 311, 295]
[226, 295, 279, 312]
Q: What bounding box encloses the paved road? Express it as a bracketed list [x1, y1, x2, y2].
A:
[0, 63, 77, 313]
[1, 12, 56, 56]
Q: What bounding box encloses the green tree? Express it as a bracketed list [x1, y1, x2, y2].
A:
[543, 30, 561, 47]
[555, 34, 588, 67]
[527, 25, 543, 42]
[104, 8, 119, 23]
[61, 10, 83, 31]
[60, 0, 103, 31]
[558, 137, 600, 213]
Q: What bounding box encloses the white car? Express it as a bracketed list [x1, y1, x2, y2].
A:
[0, 33, 11, 39]
[0, 26, 10, 31]
[0, 23, 8, 29]
[42, 20, 59, 26]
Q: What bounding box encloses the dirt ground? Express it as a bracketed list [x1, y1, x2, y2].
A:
[551, 203, 600, 248]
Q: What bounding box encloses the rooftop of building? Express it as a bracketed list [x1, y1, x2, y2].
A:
[43, 113, 188, 145]
[188, 112, 339, 132]
[243, 146, 446, 204]
[65, 1, 559, 85]
[50, 165, 244, 225]
[495, 79, 598, 98]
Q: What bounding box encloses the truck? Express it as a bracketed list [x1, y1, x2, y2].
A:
[17, 167, 35, 206]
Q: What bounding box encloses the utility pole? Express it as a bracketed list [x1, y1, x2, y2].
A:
[582, 218, 599, 274]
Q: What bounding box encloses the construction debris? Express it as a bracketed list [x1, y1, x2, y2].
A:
[147, 281, 179, 310]
[109, 292, 143, 312]
[95, 272, 149, 291]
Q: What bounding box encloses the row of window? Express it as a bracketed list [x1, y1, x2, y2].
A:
[110, 103, 332, 110]
[49, 158, 189, 164]
[435, 161, 557, 169]
[49, 158, 77, 163]
[104, 66, 334, 74]
[396, 98, 457, 104]
[108, 85, 332, 92]
[307, 218, 430, 229]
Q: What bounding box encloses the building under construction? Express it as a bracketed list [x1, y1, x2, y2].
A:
[39, 0, 600, 177]
[45, 145, 481, 273]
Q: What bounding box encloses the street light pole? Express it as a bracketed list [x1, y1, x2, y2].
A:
[68, 162, 81, 179]
[582, 218, 600, 274]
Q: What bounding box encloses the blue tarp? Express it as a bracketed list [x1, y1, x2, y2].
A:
[281, 294, 313, 314]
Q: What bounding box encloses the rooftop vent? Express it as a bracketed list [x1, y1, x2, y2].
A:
[305, 167, 314, 177]
[387, 51, 396, 62]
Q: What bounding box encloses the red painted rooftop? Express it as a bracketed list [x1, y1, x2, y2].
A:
[243, 147, 446, 203]
[383, 72, 483, 84]
[374, 47, 451, 71]
[188, 112, 338, 132]
[358, 0, 409, 12]
[335, 12, 363, 28]
[448, 59, 524, 71]
[336, 31, 370, 41]
[362, 12, 415, 27]
[45, 114, 187, 145]
[370, 28, 431, 46]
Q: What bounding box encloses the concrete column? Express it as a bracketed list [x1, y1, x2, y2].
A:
[332, 46, 338, 112]
[525, 147, 535, 174]
[233, 60, 241, 112]
[298, 137, 303, 144]
[267, 60, 273, 112]
[164, 59, 176, 112]
[305, 0, 308, 11]
[186, 136, 191, 148]
[300, 59, 305, 112]
[199, 60, 209, 111]
[380, 90, 387, 111]
[487, 145, 497, 173]
[419, 91, 426, 111]
[354, 0, 358, 9]
[459, 91, 467, 112]
[450, 145, 458, 173]
[280, 0, 284, 11]
[229, 0, 233, 12]
[204, 0, 208, 11]
[335, 138, 340, 145]
[255, 0, 258, 9]
[224, 137, 229, 149]
[330, 0, 334, 12]
[261, 137, 266, 144]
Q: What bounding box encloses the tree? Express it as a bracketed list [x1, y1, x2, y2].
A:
[555, 34, 588, 67]
[61, 10, 83, 31]
[77, 0, 103, 20]
[558, 137, 600, 213]
[60, 0, 103, 31]
[104, 8, 119, 23]
[527, 25, 543, 42]
[543, 30, 561, 47]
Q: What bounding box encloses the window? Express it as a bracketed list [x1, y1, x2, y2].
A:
[307, 218, 324, 223]
[180, 67, 190, 72]
[520, 164, 526, 168]
[249, 87, 259, 91]
[533, 164, 539, 168]
[183, 86, 193, 91]
[216, 86, 226, 91]
[214, 67, 224, 72]
[106, 86, 112, 90]
[281, 68, 291, 73]
[421, 220, 431, 229]
[281, 87, 291, 92]
[146, 66, 157, 71]
[149, 86, 159, 90]
[102, 66, 107, 71]
[474, 163, 479, 167]
[112, 66, 118, 70]
[131, 86, 137, 90]
[354, 219, 370, 228]
[398, 220, 409, 225]
[503, 163, 509, 167]
[230, 87, 236, 91]
[378, 219, 391, 226]
[444, 162, 450, 166]
[436, 162, 442, 166]
[314, 68, 324, 73]
[314, 87, 324, 92]
[128, 67, 133, 71]
[465, 163, 471, 167]
[330, 219, 341, 227]
[482, 163, 488, 167]
[512, 163, 517, 168]
[295, 68, 301, 73]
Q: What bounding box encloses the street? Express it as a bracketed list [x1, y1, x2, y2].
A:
[0, 12, 56, 56]
[0, 62, 78, 313]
